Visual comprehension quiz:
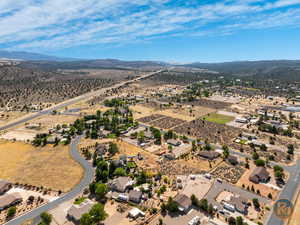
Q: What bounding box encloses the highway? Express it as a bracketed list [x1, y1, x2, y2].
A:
[5, 135, 94, 225]
[0, 69, 164, 132]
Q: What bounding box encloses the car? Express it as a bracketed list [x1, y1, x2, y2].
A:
[216, 178, 222, 183]
[188, 216, 200, 225]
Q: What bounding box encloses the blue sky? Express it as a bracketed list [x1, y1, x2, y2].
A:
[0, 0, 300, 62]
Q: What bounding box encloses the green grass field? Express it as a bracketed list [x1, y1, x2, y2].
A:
[202, 113, 234, 125]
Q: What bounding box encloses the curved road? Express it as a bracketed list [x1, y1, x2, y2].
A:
[5, 135, 95, 225]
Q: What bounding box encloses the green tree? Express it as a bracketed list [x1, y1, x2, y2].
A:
[113, 167, 127, 177]
[252, 198, 260, 209]
[40, 212, 52, 225]
[287, 144, 294, 155]
[89, 203, 108, 223]
[236, 216, 244, 225]
[7, 206, 16, 218]
[222, 145, 230, 159]
[166, 197, 178, 213]
[252, 152, 259, 160]
[255, 159, 265, 167]
[95, 183, 108, 200]
[80, 213, 92, 225]
[108, 142, 119, 155]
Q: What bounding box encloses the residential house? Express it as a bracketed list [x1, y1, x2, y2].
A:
[227, 155, 238, 165]
[67, 199, 94, 222]
[0, 193, 22, 211]
[128, 207, 145, 219]
[228, 196, 248, 214]
[249, 167, 270, 184]
[129, 190, 142, 203]
[173, 194, 192, 213]
[198, 151, 220, 160]
[0, 180, 11, 195]
[108, 177, 134, 193]
[167, 139, 181, 146]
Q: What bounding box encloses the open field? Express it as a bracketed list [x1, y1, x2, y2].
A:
[115, 140, 160, 172]
[202, 113, 235, 125]
[0, 140, 83, 192]
[0, 111, 29, 126]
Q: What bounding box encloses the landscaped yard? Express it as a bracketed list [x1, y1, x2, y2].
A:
[0, 140, 83, 192]
[202, 113, 234, 125]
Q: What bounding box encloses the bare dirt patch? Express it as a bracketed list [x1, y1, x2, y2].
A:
[0, 140, 83, 192]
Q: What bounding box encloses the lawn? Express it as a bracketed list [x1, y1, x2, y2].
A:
[74, 197, 87, 205]
[202, 113, 234, 125]
[0, 140, 83, 192]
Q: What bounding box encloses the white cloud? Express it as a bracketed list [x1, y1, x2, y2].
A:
[0, 0, 299, 51]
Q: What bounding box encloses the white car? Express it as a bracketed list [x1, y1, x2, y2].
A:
[188, 216, 200, 225]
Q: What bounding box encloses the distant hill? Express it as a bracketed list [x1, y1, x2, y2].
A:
[19, 59, 168, 71]
[184, 60, 300, 74]
[0, 50, 76, 61]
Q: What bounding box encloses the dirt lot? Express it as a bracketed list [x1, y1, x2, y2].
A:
[115, 140, 160, 172]
[0, 140, 83, 192]
[236, 163, 279, 199]
[0, 111, 29, 126]
[0, 128, 38, 141]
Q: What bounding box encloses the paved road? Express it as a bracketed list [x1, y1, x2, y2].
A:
[0, 69, 164, 132]
[5, 135, 95, 225]
[266, 158, 300, 225]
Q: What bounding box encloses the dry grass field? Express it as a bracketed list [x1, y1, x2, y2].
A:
[115, 140, 160, 172]
[0, 111, 29, 126]
[0, 140, 83, 192]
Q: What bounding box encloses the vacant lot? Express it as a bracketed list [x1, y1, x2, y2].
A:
[202, 113, 234, 125]
[115, 140, 160, 172]
[0, 140, 83, 192]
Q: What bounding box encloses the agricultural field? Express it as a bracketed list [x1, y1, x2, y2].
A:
[174, 118, 242, 145]
[0, 140, 83, 192]
[202, 113, 235, 125]
[182, 98, 233, 110]
[148, 116, 186, 129]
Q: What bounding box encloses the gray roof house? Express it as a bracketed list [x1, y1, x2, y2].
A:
[129, 190, 143, 203]
[0, 193, 22, 211]
[174, 194, 192, 213]
[108, 177, 134, 193]
[249, 167, 270, 183]
[198, 151, 220, 160]
[0, 180, 12, 195]
[67, 199, 94, 222]
[167, 139, 181, 146]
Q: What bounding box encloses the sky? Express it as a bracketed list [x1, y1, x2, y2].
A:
[0, 0, 300, 62]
